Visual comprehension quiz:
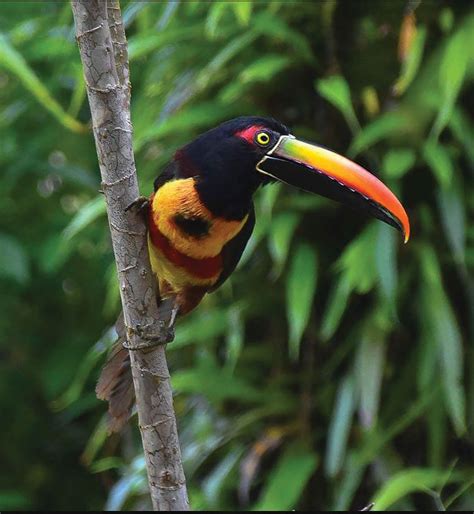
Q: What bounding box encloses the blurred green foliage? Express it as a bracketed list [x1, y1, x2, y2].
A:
[0, 0, 473, 510]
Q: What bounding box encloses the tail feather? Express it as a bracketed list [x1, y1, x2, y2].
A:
[96, 294, 189, 432]
[96, 314, 135, 433]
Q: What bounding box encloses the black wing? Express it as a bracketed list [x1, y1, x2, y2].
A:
[209, 204, 256, 292]
[153, 161, 179, 191]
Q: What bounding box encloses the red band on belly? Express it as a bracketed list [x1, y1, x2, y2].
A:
[148, 209, 222, 280]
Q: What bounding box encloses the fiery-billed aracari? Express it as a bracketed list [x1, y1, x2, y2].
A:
[97, 116, 410, 431]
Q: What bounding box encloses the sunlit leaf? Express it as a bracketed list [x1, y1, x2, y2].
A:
[316, 75, 359, 133]
[382, 148, 416, 179]
[422, 140, 454, 188]
[232, 1, 252, 26]
[0, 34, 87, 133]
[240, 55, 291, 83]
[286, 243, 317, 359]
[349, 112, 408, 156]
[336, 224, 377, 295]
[393, 25, 426, 96]
[254, 441, 318, 511]
[205, 2, 228, 39]
[372, 468, 456, 510]
[90, 457, 123, 474]
[62, 196, 106, 241]
[431, 24, 470, 138]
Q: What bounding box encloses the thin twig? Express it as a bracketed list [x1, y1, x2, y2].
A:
[70, 1, 189, 510]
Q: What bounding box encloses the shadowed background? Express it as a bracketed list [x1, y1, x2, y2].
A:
[0, 0, 473, 510]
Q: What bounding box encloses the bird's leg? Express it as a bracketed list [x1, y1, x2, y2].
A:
[125, 196, 150, 224]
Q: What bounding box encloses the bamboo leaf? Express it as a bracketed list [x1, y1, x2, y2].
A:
[0, 34, 87, 133]
[0, 233, 30, 285]
[255, 442, 318, 511]
[325, 374, 356, 477]
[316, 75, 359, 133]
[268, 211, 301, 275]
[349, 112, 407, 157]
[423, 141, 454, 188]
[320, 277, 351, 342]
[372, 468, 455, 511]
[431, 25, 470, 138]
[355, 335, 386, 429]
[376, 223, 398, 303]
[382, 148, 416, 179]
[420, 247, 466, 436]
[62, 196, 106, 241]
[437, 177, 465, 264]
[393, 26, 427, 96]
[286, 243, 318, 360]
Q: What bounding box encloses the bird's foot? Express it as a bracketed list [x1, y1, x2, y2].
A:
[125, 195, 150, 224]
[123, 322, 174, 350]
[122, 296, 178, 350]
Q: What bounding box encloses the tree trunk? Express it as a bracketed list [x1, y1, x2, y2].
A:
[70, 1, 189, 510]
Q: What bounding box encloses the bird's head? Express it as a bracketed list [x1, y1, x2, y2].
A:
[176, 116, 410, 241]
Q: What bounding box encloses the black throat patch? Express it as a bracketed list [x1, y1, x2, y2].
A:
[173, 214, 211, 239]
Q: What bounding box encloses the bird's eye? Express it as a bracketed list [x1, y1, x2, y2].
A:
[255, 131, 271, 147]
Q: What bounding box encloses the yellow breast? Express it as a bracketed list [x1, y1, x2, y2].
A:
[151, 178, 248, 259]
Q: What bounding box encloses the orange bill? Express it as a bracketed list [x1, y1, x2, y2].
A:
[257, 136, 410, 242]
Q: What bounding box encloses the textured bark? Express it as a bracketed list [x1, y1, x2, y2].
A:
[71, 1, 189, 510]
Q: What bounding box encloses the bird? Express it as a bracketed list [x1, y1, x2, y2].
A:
[96, 116, 410, 431]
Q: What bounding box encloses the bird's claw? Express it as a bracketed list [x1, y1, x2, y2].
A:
[125, 196, 150, 223]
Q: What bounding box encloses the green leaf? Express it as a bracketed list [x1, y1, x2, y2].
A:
[128, 26, 202, 60]
[172, 308, 229, 350]
[205, 3, 228, 39]
[382, 148, 416, 179]
[225, 307, 244, 371]
[252, 12, 313, 62]
[349, 111, 407, 157]
[325, 374, 356, 478]
[0, 34, 87, 133]
[372, 468, 455, 510]
[420, 247, 466, 436]
[286, 243, 317, 359]
[316, 75, 359, 133]
[232, 1, 252, 26]
[437, 177, 465, 264]
[320, 277, 351, 342]
[0, 490, 31, 510]
[376, 223, 398, 303]
[0, 233, 30, 285]
[422, 141, 454, 188]
[431, 26, 470, 138]
[268, 211, 301, 275]
[355, 335, 386, 429]
[336, 224, 377, 295]
[62, 196, 106, 241]
[240, 55, 291, 83]
[255, 441, 318, 511]
[393, 26, 427, 96]
[90, 457, 123, 474]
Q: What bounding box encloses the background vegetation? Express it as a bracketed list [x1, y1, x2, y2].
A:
[0, 0, 473, 510]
